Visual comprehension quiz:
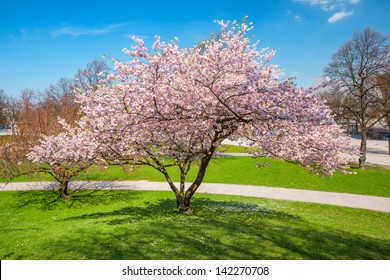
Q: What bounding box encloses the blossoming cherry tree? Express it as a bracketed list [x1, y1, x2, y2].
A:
[36, 19, 356, 212]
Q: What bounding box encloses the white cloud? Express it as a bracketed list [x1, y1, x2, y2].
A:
[51, 23, 125, 38]
[328, 10, 354, 23]
[295, 15, 303, 22]
[287, 10, 304, 22]
[294, 0, 360, 11]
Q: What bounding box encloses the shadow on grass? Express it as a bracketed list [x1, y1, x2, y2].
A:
[33, 197, 390, 260]
[13, 186, 142, 210]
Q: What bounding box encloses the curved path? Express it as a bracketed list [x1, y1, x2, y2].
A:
[1, 180, 390, 213]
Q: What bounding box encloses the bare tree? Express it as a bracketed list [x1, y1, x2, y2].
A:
[2, 97, 21, 133]
[73, 60, 110, 94]
[318, 83, 356, 133]
[45, 78, 75, 107]
[324, 27, 390, 168]
[44, 77, 79, 124]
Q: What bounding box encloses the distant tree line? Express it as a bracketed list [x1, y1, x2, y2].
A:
[0, 60, 110, 134]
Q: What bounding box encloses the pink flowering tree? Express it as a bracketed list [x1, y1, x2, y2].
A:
[78, 19, 356, 213]
[27, 120, 98, 199]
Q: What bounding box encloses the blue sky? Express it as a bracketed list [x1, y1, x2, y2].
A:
[0, 0, 389, 97]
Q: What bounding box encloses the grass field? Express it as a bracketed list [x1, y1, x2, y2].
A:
[0, 190, 389, 260]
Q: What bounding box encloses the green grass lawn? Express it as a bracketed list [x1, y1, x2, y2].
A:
[217, 144, 258, 153]
[6, 156, 390, 197]
[0, 190, 389, 260]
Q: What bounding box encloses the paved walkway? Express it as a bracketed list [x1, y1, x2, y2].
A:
[1, 181, 389, 213]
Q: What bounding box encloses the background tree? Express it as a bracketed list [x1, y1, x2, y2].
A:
[318, 83, 356, 134]
[74, 60, 110, 94]
[77, 19, 356, 213]
[45, 77, 77, 116]
[3, 97, 21, 133]
[0, 89, 9, 127]
[15, 79, 79, 146]
[324, 27, 390, 168]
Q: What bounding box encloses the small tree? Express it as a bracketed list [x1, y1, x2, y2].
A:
[76, 19, 356, 213]
[324, 28, 390, 168]
[26, 120, 98, 199]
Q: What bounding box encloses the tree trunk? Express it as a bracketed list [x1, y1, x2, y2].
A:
[359, 129, 367, 169]
[388, 135, 390, 155]
[58, 180, 70, 200]
[388, 131, 390, 155]
[174, 146, 216, 214]
[176, 193, 192, 214]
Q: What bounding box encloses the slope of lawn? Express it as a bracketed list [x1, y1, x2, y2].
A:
[5, 156, 390, 197]
[0, 190, 389, 260]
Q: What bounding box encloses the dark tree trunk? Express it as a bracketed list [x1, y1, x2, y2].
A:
[388, 131, 390, 155]
[359, 129, 367, 169]
[176, 193, 192, 214]
[58, 180, 69, 200]
[174, 145, 217, 214]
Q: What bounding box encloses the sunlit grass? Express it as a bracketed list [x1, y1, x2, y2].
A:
[217, 144, 257, 153]
[0, 190, 389, 260]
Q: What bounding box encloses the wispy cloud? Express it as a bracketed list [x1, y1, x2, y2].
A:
[293, 0, 359, 23]
[294, 15, 303, 22]
[294, 0, 360, 11]
[287, 10, 304, 23]
[328, 10, 354, 23]
[8, 29, 30, 43]
[51, 23, 126, 38]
